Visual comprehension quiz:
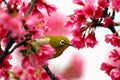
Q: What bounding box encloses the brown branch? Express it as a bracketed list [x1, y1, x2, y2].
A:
[2, 0, 14, 14]
[43, 65, 58, 80]
[25, 0, 37, 16]
[9, 38, 30, 54]
[0, 38, 15, 64]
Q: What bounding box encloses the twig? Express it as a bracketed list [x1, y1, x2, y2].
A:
[0, 38, 15, 64]
[2, 0, 14, 14]
[111, 10, 115, 20]
[108, 25, 118, 36]
[43, 65, 58, 80]
[25, 0, 37, 16]
[9, 38, 30, 54]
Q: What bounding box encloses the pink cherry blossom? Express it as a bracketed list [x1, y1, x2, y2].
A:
[74, 9, 87, 25]
[104, 17, 116, 27]
[82, 3, 95, 17]
[105, 33, 120, 47]
[109, 49, 120, 62]
[73, 0, 84, 6]
[110, 0, 120, 11]
[98, 0, 109, 8]
[110, 68, 120, 80]
[22, 45, 55, 68]
[36, 0, 57, 16]
[62, 54, 84, 79]
[100, 62, 115, 75]
[45, 11, 70, 36]
[40, 69, 51, 80]
[85, 32, 98, 48]
[0, 69, 9, 80]
[0, 11, 26, 40]
[71, 36, 85, 49]
[94, 7, 103, 19]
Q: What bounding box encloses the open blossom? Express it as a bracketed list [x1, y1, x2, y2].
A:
[100, 62, 115, 75]
[0, 12, 26, 40]
[110, 68, 120, 80]
[105, 33, 120, 47]
[85, 32, 98, 48]
[104, 17, 116, 27]
[45, 11, 70, 36]
[65, 9, 86, 29]
[71, 36, 85, 49]
[82, 3, 95, 17]
[73, 0, 84, 6]
[0, 48, 12, 79]
[109, 49, 120, 62]
[74, 9, 87, 25]
[110, 0, 120, 11]
[22, 45, 55, 68]
[94, 7, 103, 19]
[98, 0, 109, 8]
[62, 54, 84, 79]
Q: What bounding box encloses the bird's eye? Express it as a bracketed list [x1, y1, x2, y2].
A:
[60, 40, 65, 45]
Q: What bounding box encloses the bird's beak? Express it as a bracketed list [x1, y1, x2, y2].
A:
[69, 44, 74, 46]
[65, 43, 74, 46]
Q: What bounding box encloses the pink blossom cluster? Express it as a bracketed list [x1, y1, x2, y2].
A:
[0, 0, 120, 80]
[105, 33, 120, 47]
[65, 0, 120, 49]
[8, 66, 62, 80]
[100, 49, 120, 80]
[0, 0, 58, 79]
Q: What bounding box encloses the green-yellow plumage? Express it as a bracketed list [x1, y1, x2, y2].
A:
[46, 36, 70, 58]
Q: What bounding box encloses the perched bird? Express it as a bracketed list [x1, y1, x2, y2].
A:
[36, 36, 71, 58]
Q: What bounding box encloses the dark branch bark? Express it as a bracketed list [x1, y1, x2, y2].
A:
[2, 0, 14, 14]
[0, 38, 15, 64]
[43, 65, 58, 80]
[25, 0, 37, 16]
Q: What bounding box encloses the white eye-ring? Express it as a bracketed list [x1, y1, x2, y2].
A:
[60, 40, 65, 45]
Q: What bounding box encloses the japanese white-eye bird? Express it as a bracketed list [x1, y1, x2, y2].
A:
[36, 36, 71, 58]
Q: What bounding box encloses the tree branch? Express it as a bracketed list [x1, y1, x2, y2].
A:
[25, 0, 37, 16]
[2, 0, 14, 14]
[43, 65, 58, 80]
[9, 38, 30, 54]
[0, 38, 15, 64]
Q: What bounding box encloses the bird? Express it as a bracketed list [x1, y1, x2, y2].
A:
[21, 35, 72, 58]
[36, 35, 72, 58]
[46, 36, 71, 58]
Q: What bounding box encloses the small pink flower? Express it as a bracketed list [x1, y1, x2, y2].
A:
[85, 32, 98, 48]
[21, 56, 33, 69]
[74, 9, 87, 25]
[45, 11, 70, 36]
[40, 70, 51, 80]
[62, 54, 84, 79]
[105, 34, 120, 47]
[104, 17, 116, 27]
[0, 55, 12, 69]
[82, 4, 95, 17]
[73, 0, 84, 6]
[94, 7, 103, 19]
[105, 34, 114, 43]
[109, 49, 120, 62]
[12, 66, 23, 77]
[110, 68, 120, 80]
[22, 45, 55, 68]
[72, 27, 85, 37]
[36, 0, 57, 16]
[71, 37, 85, 49]
[100, 62, 115, 75]
[110, 0, 120, 11]
[0, 69, 9, 80]
[98, 0, 109, 8]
